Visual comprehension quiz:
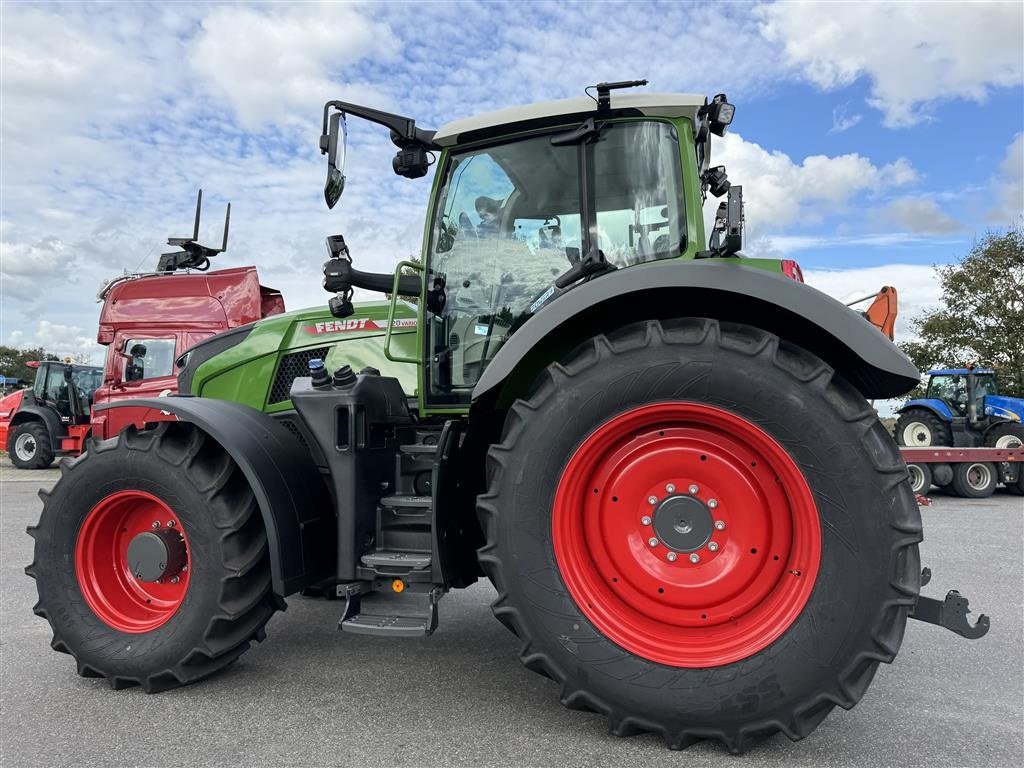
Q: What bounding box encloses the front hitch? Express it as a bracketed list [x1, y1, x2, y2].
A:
[909, 567, 990, 639]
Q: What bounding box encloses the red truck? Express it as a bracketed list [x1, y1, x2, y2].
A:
[1, 194, 284, 468]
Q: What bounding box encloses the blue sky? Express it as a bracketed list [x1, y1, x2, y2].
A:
[1, 1, 1021, 362]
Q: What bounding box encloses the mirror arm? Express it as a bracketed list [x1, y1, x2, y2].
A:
[321, 101, 437, 151]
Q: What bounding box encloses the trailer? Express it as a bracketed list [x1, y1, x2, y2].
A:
[901, 446, 1024, 498]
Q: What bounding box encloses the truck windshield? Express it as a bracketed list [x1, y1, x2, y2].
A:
[426, 120, 684, 402]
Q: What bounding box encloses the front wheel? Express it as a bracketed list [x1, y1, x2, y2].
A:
[478, 319, 922, 752]
[27, 423, 278, 691]
[7, 421, 54, 469]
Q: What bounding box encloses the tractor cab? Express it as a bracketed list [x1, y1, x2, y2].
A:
[925, 369, 997, 413]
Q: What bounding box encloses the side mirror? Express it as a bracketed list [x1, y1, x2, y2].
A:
[321, 111, 348, 209]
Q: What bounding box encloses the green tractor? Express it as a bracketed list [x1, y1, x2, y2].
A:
[28, 82, 989, 752]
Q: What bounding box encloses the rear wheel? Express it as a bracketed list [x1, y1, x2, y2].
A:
[907, 463, 932, 495]
[895, 409, 952, 447]
[26, 423, 277, 691]
[950, 461, 997, 498]
[479, 319, 922, 752]
[8, 421, 54, 469]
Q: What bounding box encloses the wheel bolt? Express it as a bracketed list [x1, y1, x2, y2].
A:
[151, 521, 160, 529]
[707, 499, 718, 509]
[688, 484, 699, 495]
[648, 537, 659, 547]
[641, 515, 652, 526]
[170, 576, 180, 584]
[708, 541, 719, 552]
[689, 553, 700, 563]
[648, 496, 658, 505]
[167, 520, 175, 528]
[666, 552, 677, 562]
[665, 483, 675, 494]
[715, 520, 726, 531]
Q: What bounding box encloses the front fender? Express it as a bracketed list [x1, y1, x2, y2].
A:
[94, 397, 333, 598]
[11, 404, 62, 445]
[473, 260, 921, 404]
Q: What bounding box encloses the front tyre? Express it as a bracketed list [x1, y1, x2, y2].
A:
[8, 421, 54, 469]
[26, 423, 278, 692]
[478, 319, 922, 752]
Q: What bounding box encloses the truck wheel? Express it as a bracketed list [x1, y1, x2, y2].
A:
[26, 423, 277, 692]
[7, 421, 54, 469]
[985, 422, 1024, 449]
[895, 409, 951, 447]
[479, 319, 922, 752]
[906, 463, 932, 495]
[949, 461, 997, 498]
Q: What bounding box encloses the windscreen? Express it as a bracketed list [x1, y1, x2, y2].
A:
[426, 120, 684, 403]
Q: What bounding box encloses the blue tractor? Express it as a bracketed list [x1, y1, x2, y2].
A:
[895, 368, 1024, 449]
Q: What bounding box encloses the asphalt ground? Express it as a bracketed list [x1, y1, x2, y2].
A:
[1, 456, 1022, 768]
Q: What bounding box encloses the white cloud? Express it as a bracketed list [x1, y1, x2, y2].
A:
[706, 132, 917, 237]
[5, 321, 100, 364]
[759, 1, 1024, 127]
[883, 197, 960, 235]
[830, 103, 862, 133]
[987, 133, 1024, 225]
[190, 4, 396, 129]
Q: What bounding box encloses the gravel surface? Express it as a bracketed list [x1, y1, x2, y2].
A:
[1, 457, 1021, 767]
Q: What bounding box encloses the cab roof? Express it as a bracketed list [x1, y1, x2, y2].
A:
[432, 92, 706, 147]
[928, 368, 995, 376]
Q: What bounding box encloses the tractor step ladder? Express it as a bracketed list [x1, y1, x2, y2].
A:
[338, 585, 443, 637]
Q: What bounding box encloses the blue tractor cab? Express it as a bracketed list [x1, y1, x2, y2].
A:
[895, 368, 1024, 448]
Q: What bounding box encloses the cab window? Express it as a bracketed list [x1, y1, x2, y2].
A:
[122, 338, 176, 382]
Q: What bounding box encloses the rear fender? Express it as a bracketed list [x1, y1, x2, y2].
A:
[94, 397, 334, 598]
[473, 260, 921, 407]
[897, 399, 955, 421]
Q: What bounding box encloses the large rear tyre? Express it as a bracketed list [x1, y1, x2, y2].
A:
[895, 408, 952, 447]
[478, 319, 922, 752]
[8, 421, 54, 469]
[985, 422, 1024, 449]
[26, 423, 277, 692]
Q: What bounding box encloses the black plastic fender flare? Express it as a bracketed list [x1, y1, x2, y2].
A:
[94, 397, 333, 598]
[473, 259, 921, 403]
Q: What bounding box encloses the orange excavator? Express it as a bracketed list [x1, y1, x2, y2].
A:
[847, 285, 898, 340]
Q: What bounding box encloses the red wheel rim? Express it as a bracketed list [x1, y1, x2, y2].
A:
[552, 402, 821, 667]
[75, 490, 190, 633]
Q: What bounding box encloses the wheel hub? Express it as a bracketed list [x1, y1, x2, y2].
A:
[652, 495, 712, 552]
[126, 529, 187, 582]
[75, 490, 190, 633]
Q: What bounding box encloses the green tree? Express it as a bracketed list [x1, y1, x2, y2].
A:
[0, 345, 51, 384]
[900, 226, 1024, 398]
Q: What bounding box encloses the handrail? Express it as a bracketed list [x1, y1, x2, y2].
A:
[384, 259, 424, 364]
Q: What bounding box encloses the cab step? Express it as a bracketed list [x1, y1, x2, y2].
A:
[338, 586, 443, 637]
[360, 551, 431, 570]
